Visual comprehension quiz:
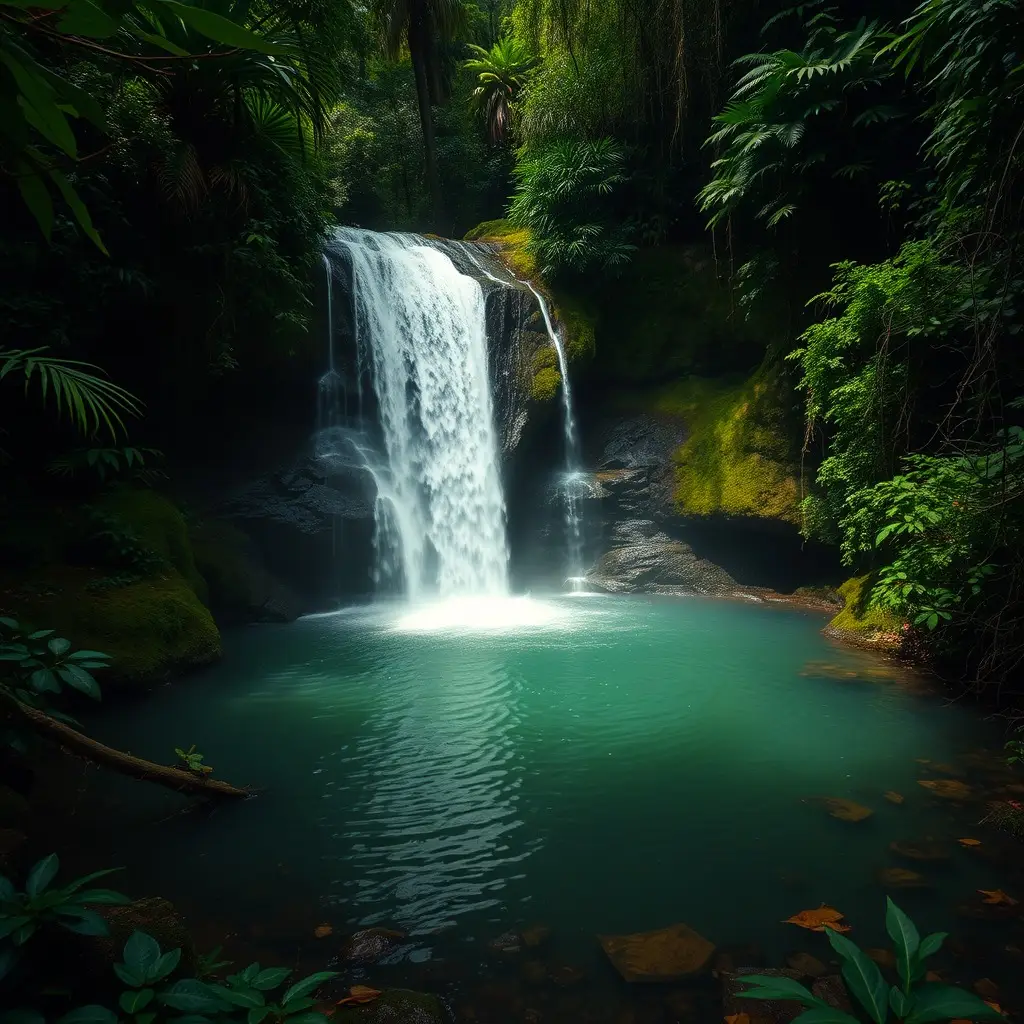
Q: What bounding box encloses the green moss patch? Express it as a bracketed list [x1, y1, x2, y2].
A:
[530, 347, 561, 402]
[827, 576, 903, 639]
[465, 218, 538, 280]
[0, 487, 221, 685]
[1, 566, 220, 684]
[617, 365, 802, 522]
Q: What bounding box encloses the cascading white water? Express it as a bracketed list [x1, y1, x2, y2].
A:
[525, 283, 585, 588]
[334, 227, 509, 599]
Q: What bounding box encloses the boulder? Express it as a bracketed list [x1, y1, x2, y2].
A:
[335, 989, 448, 1024]
[599, 923, 716, 983]
[339, 926, 407, 964]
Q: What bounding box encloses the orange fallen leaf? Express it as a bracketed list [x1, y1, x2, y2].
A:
[725, 1015, 751, 1024]
[985, 1004, 1004, 1017]
[979, 889, 1019, 907]
[783, 905, 851, 932]
[313, 924, 333, 939]
[336, 986, 382, 1007]
[926, 971, 942, 982]
[919, 779, 972, 800]
[884, 791, 905, 805]
[959, 838, 983, 847]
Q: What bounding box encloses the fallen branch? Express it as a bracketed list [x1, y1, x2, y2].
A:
[12, 701, 252, 800]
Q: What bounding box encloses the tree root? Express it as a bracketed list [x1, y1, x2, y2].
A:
[13, 701, 252, 800]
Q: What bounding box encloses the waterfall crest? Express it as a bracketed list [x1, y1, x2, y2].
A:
[332, 228, 509, 599]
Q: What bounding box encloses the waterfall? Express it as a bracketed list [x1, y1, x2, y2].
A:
[449, 241, 585, 589]
[524, 283, 584, 588]
[333, 228, 509, 599]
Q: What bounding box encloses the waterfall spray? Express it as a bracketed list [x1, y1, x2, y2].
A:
[333, 228, 509, 599]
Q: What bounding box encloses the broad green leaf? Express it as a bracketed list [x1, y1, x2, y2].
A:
[0, 50, 78, 157]
[158, 979, 226, 1014]
[905, 986, 1006, 1024]
[791, 1011, 861, 1024]
[890, 987, 911, 1018]
[0, 916, 32, 940]
[0, 873, 16, 901]
[252, 967, 291, 991]
[826, 928, 888, 1024]
[62, 867, 121, 894]
[916, 931, 946, 961]
[48, 636, 71, 657]
[72, 888, 130, 906]
[59, 909, 109, 936]
[283, 1014, 330, 1024]
[26, 853, 59, 896]
[57, 664, 102, 700]
[120, 990, 155, 1014]
[124, 930, 162, 974]
[16, 169, 53, 241]
[135, 1015, 157, 1024]
[114, 963, 147, 988]
[247, 1008, 272, 1024]
[12, 920, 37, 946]
[58, 1008, 118, 1024]
[280, 972, 338, 1008]
[69, 650, 111, 662]
[151, 1, 286, 54]
[149, 947, 183, 981]
[736, 976, 821, 1008]
[208, 985, 265, 1009]
[30, 668, 60, 694]
[885, 898, 919, 991]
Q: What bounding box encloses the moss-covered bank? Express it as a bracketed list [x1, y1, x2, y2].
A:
[464, 219, 598, 401]
[614, 362, 803, 523]
[824, 576, 904, 649]
[0, 487, 220, 685]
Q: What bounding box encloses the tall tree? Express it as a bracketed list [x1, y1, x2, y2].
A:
[372, 0, 465, 223]
[465, 37, 535, 144]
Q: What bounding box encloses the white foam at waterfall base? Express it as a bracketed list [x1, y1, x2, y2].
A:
[334, 228, 509, 599]
[390, 595, 570, 633]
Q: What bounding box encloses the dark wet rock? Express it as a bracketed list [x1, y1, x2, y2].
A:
[786, 952, 828, 979]
[722, 968, 804, 1024]
[218, 452, 376, 605]
[334, 989, 448, 1024]
[0, 827, 26, 873]
[522, 959, 548, 985]
[488, 930, 522, 954]
[812, 976, 853, 1012]
[548, 963, 587, 987]
[586, 529, 736, 595]
[340, 926, 408, 964]
[521, 924, 551, 948]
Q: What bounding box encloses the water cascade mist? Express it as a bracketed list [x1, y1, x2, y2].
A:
[332, 228, 509, 600]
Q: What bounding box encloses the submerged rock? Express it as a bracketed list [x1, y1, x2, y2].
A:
[877, 867, 931, 889]
[340, 926, 408, 964]
[334, 989, 447, 1024]
[722, 968, 804, 1024]
[816, 797, 873, 822]
[599, 923, 716, 982]
[889, 839, 949, 862]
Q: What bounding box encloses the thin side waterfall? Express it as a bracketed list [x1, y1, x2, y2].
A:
[525, 283, 585, 589]
[448, 241, 586, 589]
[334, 227, 509, 599]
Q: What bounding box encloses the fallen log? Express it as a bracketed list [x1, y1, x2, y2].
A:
[12, 701, 252, 800]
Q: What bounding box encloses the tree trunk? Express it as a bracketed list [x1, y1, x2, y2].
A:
[409, 18, 444, 229]
[12, 702, 252, 800]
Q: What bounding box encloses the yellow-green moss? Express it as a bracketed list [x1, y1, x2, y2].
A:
[530, 347, 561, 402]
[617, 364, 801, 522]
[551, 290, 597, 362]
[827, 576, 903, 636]
[464, 218, 538, 280]
[3, 567, 220, 683]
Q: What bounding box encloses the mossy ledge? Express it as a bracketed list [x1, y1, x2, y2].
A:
[0, 487, 221, 686]
[824, 575, 904, 649]
[464, 219, 597, 401]
[615, 362, 803, 523]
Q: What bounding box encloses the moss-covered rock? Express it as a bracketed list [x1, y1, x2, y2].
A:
[530, 347, 561, 402]
[825, 576, 903, 647]
[615, 363, 802, 523]
[465, 218, 598, 384]
[3, 567, 220, 683]
[0, 487, 221, 685]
